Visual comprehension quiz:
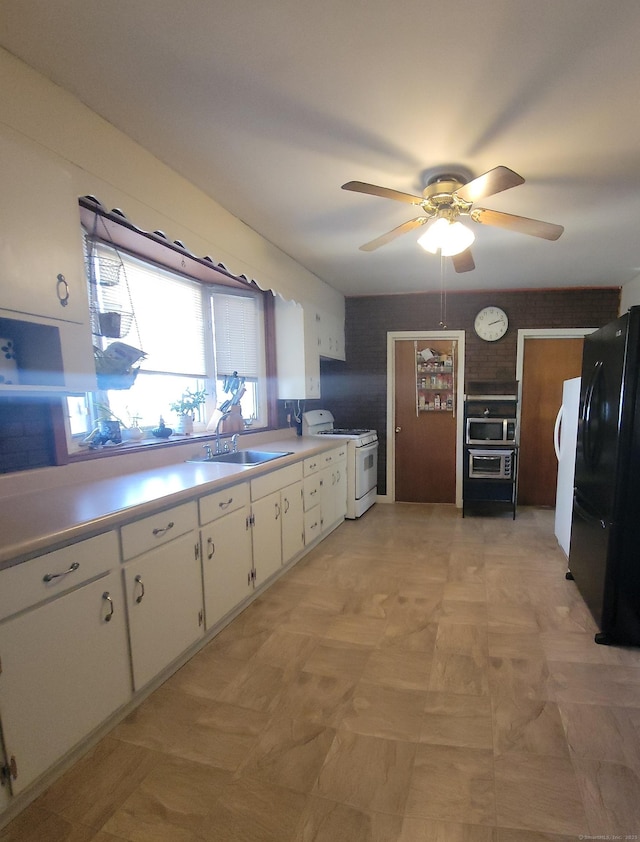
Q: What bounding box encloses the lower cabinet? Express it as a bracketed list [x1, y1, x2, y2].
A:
[121, 502, 203, 691]
[199, 483, 253, 629]
[304, 445, 347, 538]
[123, 532, 204, 691]
[250, 463, 304, 587]
[281, 480, 304, 563]
[0, 566, 130, 795]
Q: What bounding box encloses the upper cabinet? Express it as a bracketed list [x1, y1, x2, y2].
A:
[275, 298, 321, 399]
[275, 299, 345, 400]
[0, 125, 96, 392]
[315, 309, 345, 361]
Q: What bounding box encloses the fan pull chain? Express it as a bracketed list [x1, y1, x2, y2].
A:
[439, 252, 448, 329]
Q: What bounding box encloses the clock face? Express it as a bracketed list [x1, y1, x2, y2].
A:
[474, 306, 509, 342]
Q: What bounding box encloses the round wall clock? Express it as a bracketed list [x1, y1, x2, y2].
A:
[474, 306, 509, 342]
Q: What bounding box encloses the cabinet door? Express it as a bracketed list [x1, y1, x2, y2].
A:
[0, 126, 89, 325]
[334, 460, 348, 521]
[0, 571, 130, 795]
[124, 532, 203, 691]
[281, 481, 304, 564]
[320, 466, 336, 532]
[251, 491, 282, 586]
[202, 507, 252, 628]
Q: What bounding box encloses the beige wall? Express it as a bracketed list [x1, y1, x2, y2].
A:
[0, 48, 344, 319]
[620, 273, 640, 314]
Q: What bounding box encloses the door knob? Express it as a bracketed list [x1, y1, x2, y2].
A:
[395, 426, 402, 433]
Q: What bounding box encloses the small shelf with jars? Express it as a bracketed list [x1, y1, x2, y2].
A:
[416, 346, 455, 413]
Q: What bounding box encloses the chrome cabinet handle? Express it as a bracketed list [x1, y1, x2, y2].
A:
[284, 497, 290, 514]
[134, 574, 145, 603]
[102, 591, 114, 622]
[152, 521, 174, 536]
[207, 536, 215, 559]
[56, 273, 70, 307]
[43, 561, 80, 583]
[219, 498, 233, 510]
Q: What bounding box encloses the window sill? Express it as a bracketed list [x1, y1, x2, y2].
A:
[65, 426, 269, 463]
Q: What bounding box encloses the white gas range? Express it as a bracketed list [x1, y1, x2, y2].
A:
[302, 409, 378, 519]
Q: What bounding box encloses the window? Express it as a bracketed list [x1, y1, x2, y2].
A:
[65, 220, 271, 452]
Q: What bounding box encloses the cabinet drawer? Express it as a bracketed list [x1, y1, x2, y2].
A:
[304, 507, 322, 544]
[303, 475, 322, 511]
[199, 482, 249, 526]
[251, 463, 302, 501]
[303, 454, 323, 476]
[323, 445, 347, 465]
[121, 501, 197, 561]
[0, 531, 118, 622]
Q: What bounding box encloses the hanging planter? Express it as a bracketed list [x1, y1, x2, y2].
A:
[91, 308, 135, 339]
[94, 342, 146, 391]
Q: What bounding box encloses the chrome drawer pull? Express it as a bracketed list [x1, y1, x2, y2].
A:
[152, 521, 174, 536]
[134, 574, 145, 603]
[219, 498, 233, 510]
[56, 273, 70, 307]
[43, 561, 80, 583]
[102, 591, 114, 622]
[207, 537, 215, 559]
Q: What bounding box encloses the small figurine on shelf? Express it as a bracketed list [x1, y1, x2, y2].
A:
[151, 416, 173, 439]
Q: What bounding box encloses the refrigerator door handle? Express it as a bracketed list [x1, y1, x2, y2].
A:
[553, 404, 563, 461]
[573, 492, 606, 530]
[581, 360, 603, 470]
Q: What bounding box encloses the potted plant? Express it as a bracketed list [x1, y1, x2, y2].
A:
[170, 388, 207, 435]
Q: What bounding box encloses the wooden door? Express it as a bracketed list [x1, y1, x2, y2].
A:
[519, 338, 584, 505]
[394, 339, 457, 503]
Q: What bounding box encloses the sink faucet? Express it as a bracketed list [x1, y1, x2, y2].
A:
[214, 411, 231, 454]
[231, 434, 239, 453]
[202, 444, 214, 460]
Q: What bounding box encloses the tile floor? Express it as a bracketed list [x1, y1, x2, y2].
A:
[3, 503, 640, 840]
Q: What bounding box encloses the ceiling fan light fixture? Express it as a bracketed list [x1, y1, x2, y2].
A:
[417, 218, 475, 256]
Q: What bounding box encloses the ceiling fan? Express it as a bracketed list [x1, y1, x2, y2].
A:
[342, 166, 564, 273]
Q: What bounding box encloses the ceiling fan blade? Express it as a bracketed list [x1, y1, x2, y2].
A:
[452, 248, 475, 273]
[342, 181, 424, 206]
[455, 166, 524, 204]
[359, 217, 427, 251]
[472, 207, 564, 240]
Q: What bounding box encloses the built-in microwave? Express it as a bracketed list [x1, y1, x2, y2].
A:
[466, 417, 516, 445]
[467, 448, 514, 480]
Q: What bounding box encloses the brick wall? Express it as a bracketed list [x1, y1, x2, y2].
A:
[319, 287, 620, 495]
[0, 397, 58, 473]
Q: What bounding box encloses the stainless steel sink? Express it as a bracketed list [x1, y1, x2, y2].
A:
[188, 450, 292, 465]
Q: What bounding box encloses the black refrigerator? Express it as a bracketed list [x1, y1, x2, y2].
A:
[569, 305, 640, 645]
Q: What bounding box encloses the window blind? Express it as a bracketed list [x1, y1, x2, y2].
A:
[212, 293, 259, 378]
[120, 253, 207, 377]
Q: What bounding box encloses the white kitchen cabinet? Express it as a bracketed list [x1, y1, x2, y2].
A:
[121, 502, 203, 691]
[281, 480, 304, 563]
[251, 490, 283, 585]
[303, 471, 322, 546]
[0, 125, 96, 393]
[275, 297, 320, 399]
[250, 463, 304, 585]
[199, 483, 252, 629]
[304, 446, 347, 536]
[315, 309, 345, 361]
[0, 533, 130, 796]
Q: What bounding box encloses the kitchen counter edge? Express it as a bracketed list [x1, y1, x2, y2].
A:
[0, 436, 339, 570]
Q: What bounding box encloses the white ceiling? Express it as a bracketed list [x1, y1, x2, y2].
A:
[2, 0, 640, 297]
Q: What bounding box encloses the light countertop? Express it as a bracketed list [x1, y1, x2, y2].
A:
[0, 436, 338, 569]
